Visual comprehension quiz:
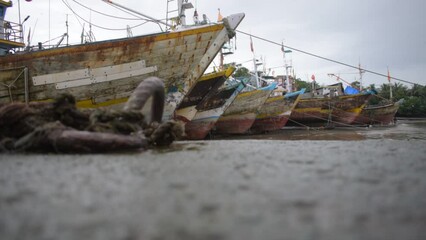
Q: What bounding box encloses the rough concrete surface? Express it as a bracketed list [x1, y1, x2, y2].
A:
[1, 123, 426, 240]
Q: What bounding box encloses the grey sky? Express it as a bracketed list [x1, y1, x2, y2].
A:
[6, 0, 426, 87]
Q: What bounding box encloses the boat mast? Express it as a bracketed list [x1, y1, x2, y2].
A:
[250, 35, 260, 88]
[388, 67, 393, 101]
[358, 62, 364, 91]
[282, 42, 292, 92]
[17, 0, 22, 26]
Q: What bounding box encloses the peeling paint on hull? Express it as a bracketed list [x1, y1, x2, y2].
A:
[0, 14, 245, 121]
[215, 85, 275, 134]
[251, 92, 302, 132]
[184, 81, 245, 140]
[289, 93, 372, 127]
[215, 112, 257, 134]
[175, 67, 235, 123]
[184, 117, 217, 140]
[251, 114, 291, 132]
[353, 103, 399, 125]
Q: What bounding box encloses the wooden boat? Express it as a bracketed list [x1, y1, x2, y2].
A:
[214, 82, 277, 134]
[289, 83, 374, 127]
[0, 0, 245, 121]
[184, 78, 247, 140]
[250, 88, 305, 132]
[353, 102, 399, 126]
[174, 66, 235, 123]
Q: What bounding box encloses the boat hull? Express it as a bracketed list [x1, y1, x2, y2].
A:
[251, 114, 291, 132]
[184, 116, 218, 140]
[251, 91, 303, 132]
[214, 112, 258, 134]
[353, 103, 399, 125]
[174, 67, 235, 123]
[0, 14, 245, 121]
[215, 84, 276, 134]
[289, 93, 372, 127]
[184, 81, 245, 139]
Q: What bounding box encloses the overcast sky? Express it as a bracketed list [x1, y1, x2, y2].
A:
[6, 0, 426, 87]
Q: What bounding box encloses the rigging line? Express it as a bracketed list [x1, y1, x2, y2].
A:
[286, 117, 365, 134]
[41, 34, 67, 44]
[63, 0, 95, 36]
[61, 0, 149, 31]
[64, 1, 80, 28]
[104, 1, 164, 32]
[70, 0, 141, 21]
[236, 30, 421, 86]
[101, 1, 168, 22]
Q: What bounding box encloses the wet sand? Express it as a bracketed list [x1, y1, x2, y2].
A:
[1, 120, 426, 240]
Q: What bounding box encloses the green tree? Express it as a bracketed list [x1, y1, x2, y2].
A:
[294, 78, 318, 92]
[410, 84, 426, 98]
[398, 96, 426, 117]
[233, 67, 250, 78]
[378, 82, 409, 101]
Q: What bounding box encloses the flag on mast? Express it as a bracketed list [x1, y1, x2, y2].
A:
[311, 74, 316, 81]
[217, 8, 223, 22]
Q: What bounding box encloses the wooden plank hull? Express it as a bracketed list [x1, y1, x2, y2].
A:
[184, 81, 245, 140]
[215, 83, 276, 134]
[0, 14, 245, 121]
[184, 116, 218, 140]
[353, 102, 399, 125]
[289, 93, 372, 127]
[174, 67, 235, 123]
[251, 90, 303, 132]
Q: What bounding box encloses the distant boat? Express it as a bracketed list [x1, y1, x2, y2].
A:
[0, 0, 245, 121]
[289, 83, 374, 127]
[352, 69, 399, 126]
[214, 82, 277, 134]
[353, 102, 399, 126]
[184, 77, 247, 140]
[251, 88, 305, 132]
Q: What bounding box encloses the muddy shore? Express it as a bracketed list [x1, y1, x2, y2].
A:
[1, 121, 426, 240]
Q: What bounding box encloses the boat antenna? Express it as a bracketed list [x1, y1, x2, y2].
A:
[66, 14, 69, 46]
[30, 19, 38, 47]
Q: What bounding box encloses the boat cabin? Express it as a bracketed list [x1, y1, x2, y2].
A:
[0, 0, 25, 55]
[313, 83, 345, 97]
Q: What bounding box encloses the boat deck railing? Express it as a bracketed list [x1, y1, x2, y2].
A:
[0, 20, 24, 45]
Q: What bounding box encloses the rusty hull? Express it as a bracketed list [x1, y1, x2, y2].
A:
[214, 86, 274, 134]
[353, 102, 399, 126]
[251, 93, 301, 132]
[0, 24, 225, 109]
[174, 67, 236, 124]
[184, 81, 245, 140]
[289, 93, 373, 127]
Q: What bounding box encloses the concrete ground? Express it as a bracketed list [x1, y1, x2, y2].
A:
[1, 137, 426, 240]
